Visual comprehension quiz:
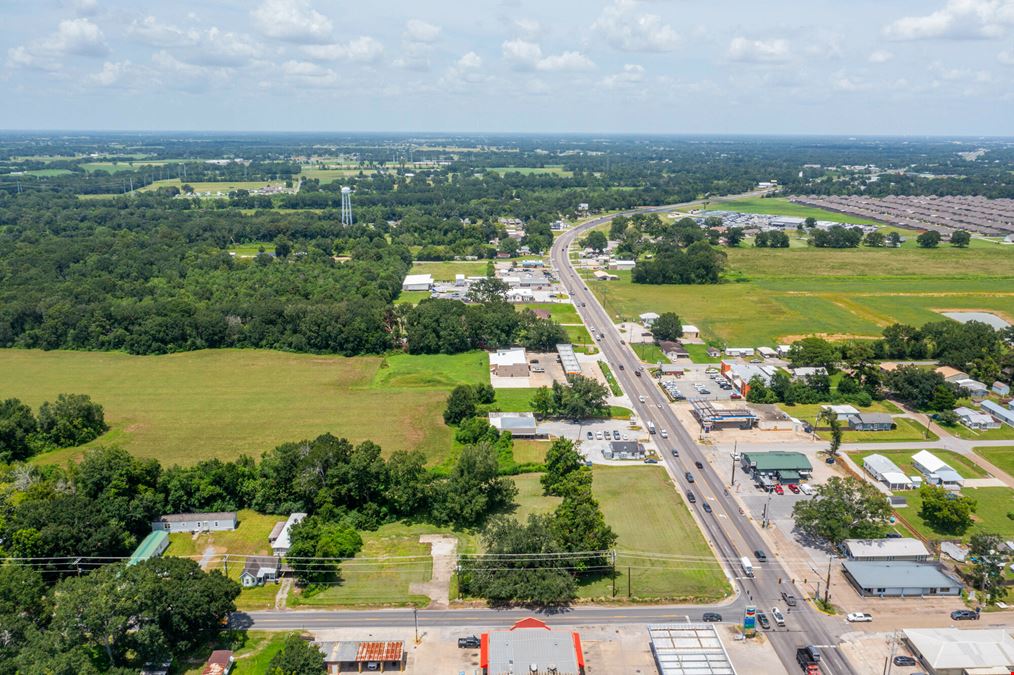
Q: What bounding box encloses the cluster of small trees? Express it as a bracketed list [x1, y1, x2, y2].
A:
[531, 376, 611, 420]
[0, 394, 107, 462]
[460, 439, 616, 605]
[631, 242, 726, 285]
[811, 225, 864, 248]
[753, 230, 790, 248]
[405, 299, 568, 355]
[0, 557, 238, 673]
[879, 320, 1011, 384]
[792, 477, 893, 545]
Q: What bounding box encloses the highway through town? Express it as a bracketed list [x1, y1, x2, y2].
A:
[550, 200, 857, 675]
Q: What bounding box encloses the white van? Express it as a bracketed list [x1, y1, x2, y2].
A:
[647, 421, 656, 434]
[740, 556, 754, 578]
[799, 484, 813, 495]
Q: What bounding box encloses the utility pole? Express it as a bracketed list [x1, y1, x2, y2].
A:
[731, 442, 738, 486]
[824, 556, 833, 605]
[883, 632, 897, 675]
[628, 566, 631, 598]
[611, 551, 617, 598]
[413, 607, 419, 644]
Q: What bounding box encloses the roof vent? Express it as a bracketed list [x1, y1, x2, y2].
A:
[529, 665, 538, 673]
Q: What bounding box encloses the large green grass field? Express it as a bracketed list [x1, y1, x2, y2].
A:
[5, 348, 490, 467]
[589, 244, 1014, 346]
[705, 196, 883, 225]
[488, 165, 573, 176]
[896, 486, 1014, 542]
[137, 179, 285, 194]
[408, 260, 490, 281]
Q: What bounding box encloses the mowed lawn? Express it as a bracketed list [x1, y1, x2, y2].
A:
[973, 446, 1014, 479]
[895, 487, 1014, 542]
[582, 466, 730, 602]
[590, 248, 1014, 346]
[408, 260, 490, 281]
[6, 348, 491, 466]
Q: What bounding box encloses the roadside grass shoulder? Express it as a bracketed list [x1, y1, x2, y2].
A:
[972, 446, 1014, 480]
[631, 342, 666, 363]
[947, 423, 1014, 441]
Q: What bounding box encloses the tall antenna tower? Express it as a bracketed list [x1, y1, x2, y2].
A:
[340, 186, 353, 225]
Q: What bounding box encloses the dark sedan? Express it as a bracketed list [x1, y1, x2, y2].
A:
[702, 612, 722, 622]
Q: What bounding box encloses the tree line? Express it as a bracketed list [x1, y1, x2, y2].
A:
[0, 393, 107, 463]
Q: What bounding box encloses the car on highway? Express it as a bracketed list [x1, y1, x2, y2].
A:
[893, 656, 916, 667]
[781, 591, 797, 607]
[660, 429, 668, 438]
[699, 388, 711, 394]
[458, 636, 480, 648]
[702, 502, 712, 513]
[671, 448, 679, 457]
[787, 483, 800, 494]
[771, 607, 786, 626]
[695, 461, 704, 469]
[618, 364, 624, 370]
[754, 549, 767, 562]
[656, 402, 663, 408]
[586, 431, 593, 440]
[639, 395, 646, 402]
[685, 472, 695, 483]
[950, 609, 979, 620]
[756, 611, 770, 630]
[773, 484, 784, 495]
[702, 612, 722, 622]
[686, 491, 696, 503]
[635, 371, 642, 377]
[847, 612, 872, 623]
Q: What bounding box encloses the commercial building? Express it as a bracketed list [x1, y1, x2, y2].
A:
[841, 560, 962, 597]
[481, 618, 585, 675]
[690, 399, 758, 431]
[556, 343, 582, 375]
[317, 640, 405, 673]
[903, 628, 1014, 675]
[239, 556, 279, 587]
[821, 404, 860, 421]
[489, 348, 529, 378]
[720, 361, 778, 396]
[151, 512, 237, 533]
[842, 538, 931, 562]
[649, 623, 736, 675]
[401, 273, 433, 292]
[954, 406, 1000, 430]
[862, 454, 914, 490]
[982, 399, 1014, 427]
[911, 450, 964, 489]
[740, 451, 812, 484]
[488, 412, 538, 437]
[271, 512, 307, 556]
[724, 347, 755, 357]
[128, 530, 169, 566]
[604, 441, 645, 460]
[846, 412, 894, 431]
[592, 270, 618, 281]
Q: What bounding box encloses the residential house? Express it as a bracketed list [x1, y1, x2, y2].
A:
[911, 450, 964, 489]
[657, 340, 688, 360]
[724, 347, 755, 357]
[934, 366, 969, 383]
[706, 347, 722, 359]
[757, 346, 777, 359]
[151, 512, 237, 534]
[954, 406, 1000, 430]
[982, 400, 1014, 427]
[239, 556, 279, 588]
[789, 366, 828, 381]
[991, 381, 1010, 396]
[604, 441, 645, 460]
[846, 412, 894, 432]
[862, 454, 914, 490]
[821, 404, 860, 421]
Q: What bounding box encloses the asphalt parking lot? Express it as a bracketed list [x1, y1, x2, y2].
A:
[538, 419, 657, 463]
[659, 367, 742, 402]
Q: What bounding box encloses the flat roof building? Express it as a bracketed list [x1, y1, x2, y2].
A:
[843, 538, 931, 562]
[317, 640, 405, 674]
[740, 451, 812, 484]
[481, 618, 585, 675]
[842, 560, 962, 597]
[488, 412, 538, 437]
[490, 347, 529, 378]
[401, 273, 433, 292]
[904, 628, 1014, 675]
[690, 399, 758, 431]
[556, 343, 582, 375]
[649, 623, 736, 675]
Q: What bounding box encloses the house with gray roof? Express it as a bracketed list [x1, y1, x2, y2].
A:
[151, 512, 237, 533]
[846, 412, 894, 432]
[488, 412, 538, 437]
[841, 560, 962, 597]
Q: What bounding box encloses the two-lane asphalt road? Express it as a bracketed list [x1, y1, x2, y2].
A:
[551, 201, 856, 675]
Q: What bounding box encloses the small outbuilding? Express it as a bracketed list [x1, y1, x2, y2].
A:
[681, 325, 700, 339]
[129, 531, 170, 566]
[991, 380, 1010, 396]
[639, 312, 660, 327]
[201, 650, 234, 675]
[841, 560, 962, 597]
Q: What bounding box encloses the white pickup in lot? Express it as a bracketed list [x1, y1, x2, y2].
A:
[846, 612, 873, 623]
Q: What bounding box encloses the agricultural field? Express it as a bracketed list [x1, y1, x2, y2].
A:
[850, 449, 990, 480]
[227, 241, 275, 257]
[589, 245, 1014, 346]
[137, 179, 286, 193]
[972, 446, 1014, 479]
[21, 168, 74, 177]
[407, 260, 490, 281]
[6, 348, 490, 467]
[300, 166, 379, 182]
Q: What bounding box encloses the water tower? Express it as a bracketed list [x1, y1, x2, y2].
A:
[340, 186, 353, 225]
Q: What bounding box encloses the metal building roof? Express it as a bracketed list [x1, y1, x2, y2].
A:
[904, 628, 1014, 670]
[842, 561, 961, 589]
[843, 538, 930, 559]
[556, 343, 582, 374]
[741, 451, 812, 472]
[649, 623, 736, 675]
[485, 623, 582, 675]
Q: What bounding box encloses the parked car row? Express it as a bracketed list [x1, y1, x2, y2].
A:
[585, 429, 630, 441]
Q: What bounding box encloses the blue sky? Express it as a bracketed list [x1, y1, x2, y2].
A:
[2, 0, 1014, 135]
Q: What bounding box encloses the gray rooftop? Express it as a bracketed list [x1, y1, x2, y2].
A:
[486, 626, 581, 675]
[556, 343, 582, 374]
[843, 538, 929, 559]
[155, 511, 236, 523]
[843, 561, 961, 589]
[854, 412, 894, 425]
[649, 624, 736, 675]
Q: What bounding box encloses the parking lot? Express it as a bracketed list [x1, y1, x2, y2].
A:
[657, 366, 743, 403]
[538, 419, 658, 464]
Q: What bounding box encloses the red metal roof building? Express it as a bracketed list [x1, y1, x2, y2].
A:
[317, 640, 405, 673]
[481, 618, 585, 675]
[201, 650, 234, 675]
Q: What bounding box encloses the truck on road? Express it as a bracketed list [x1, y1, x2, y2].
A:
[740, 556, 754, 578]
[796, 646, 822, 674]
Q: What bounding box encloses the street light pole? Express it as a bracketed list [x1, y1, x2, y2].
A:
[731, 441, 738, 486]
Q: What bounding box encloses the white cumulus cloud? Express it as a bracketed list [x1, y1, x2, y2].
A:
[252, 0, 332, 43]
[502, 39, 594, 71]
[303, 36, 384, 63]
[603, 63, 645, 88]
[593, 0, 680, 52]
[727, 36, 792, 63]
[868, 49, 895, 63]
[884, 0, 1014, 40]
[404, 19, 441, 44]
